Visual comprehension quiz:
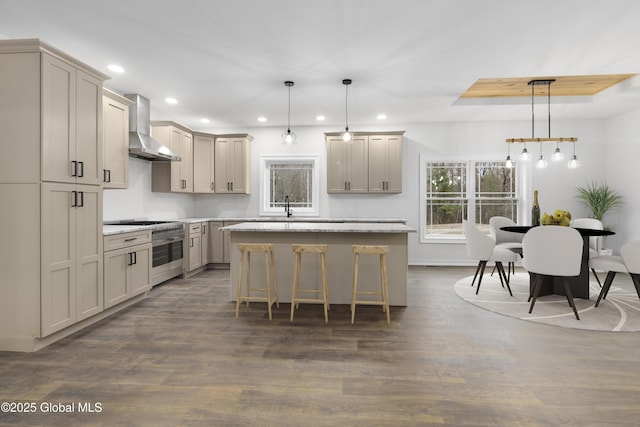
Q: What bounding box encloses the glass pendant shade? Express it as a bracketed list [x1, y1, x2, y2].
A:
[505, 155, 514, 169]
[535, 155, 548, 169]
[568, 154, 580, 169]
[551, 146, 564, 162]
[519, 146, 530, 161]
[342, 128, 352, 142]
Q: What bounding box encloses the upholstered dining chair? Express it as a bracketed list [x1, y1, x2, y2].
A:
[592, 240, 640, 307]
[463, 220, 517, 296]
[489, 216, 523, 278]
[522, 225, 583, 320]
[571, 217, 604, 286]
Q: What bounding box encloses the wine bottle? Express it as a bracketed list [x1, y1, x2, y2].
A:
[532, 190, 541, 226]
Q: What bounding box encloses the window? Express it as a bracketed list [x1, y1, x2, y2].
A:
[261, 155, 319, 216]
[420, 156, 517, 239]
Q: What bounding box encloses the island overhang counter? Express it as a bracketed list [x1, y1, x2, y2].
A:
[220, 222, 416, 306]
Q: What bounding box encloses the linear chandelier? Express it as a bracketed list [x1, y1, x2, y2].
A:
[505, 79, 579, 169]
[282, 80, 297, 145]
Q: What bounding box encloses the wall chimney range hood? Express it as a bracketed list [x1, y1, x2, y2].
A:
[125, 93, 181, 161]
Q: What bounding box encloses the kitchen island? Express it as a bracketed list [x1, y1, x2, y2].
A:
[221, 222, 415, 306]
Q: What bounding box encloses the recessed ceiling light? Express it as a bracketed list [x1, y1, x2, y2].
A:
[107, 64, 125, 73]
[200, 118, 210, 124]
[316, 115, 326, 121]
[165, 97, 178, 105]
[257, 117, 267, 122]
[377, 114, 387, 120]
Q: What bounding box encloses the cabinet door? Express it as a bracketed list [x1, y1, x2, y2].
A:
[214, 138, 232, 193]
[104, 247, 130, 308]
[170, 128, 184, 192]
[201, 222, 209, 264]
[188, 233, 202, 271]
[326, 136, 368, 193]
[103, 94, 129, 189]
[347, 135, 369, 193]
[368, 135, 402, 193]
[75, 184, 103, 320]
[193, 134, 215, 193]
[41, 54, 76, 184]
[130, 244, 152, 296]
[41, 183, 77, 336]
[230, 138, 248, 193]
[209, 221, 224, 263]
[75, 70, 103, 186]
[180, 132, 193, 192]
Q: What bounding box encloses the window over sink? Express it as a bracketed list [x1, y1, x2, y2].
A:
[260, 155, 319, 217]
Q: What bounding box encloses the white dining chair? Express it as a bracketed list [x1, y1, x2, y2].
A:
[592, 240, 640, 307]
[571, 218, 604, 286]
[463, 220, 517, 296]
[489, 216, 523, 277]
[522, 225, 583, 320]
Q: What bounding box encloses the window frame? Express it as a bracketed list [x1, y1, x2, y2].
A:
[260, 154, 319, 217]
[419, 154, 520, 243]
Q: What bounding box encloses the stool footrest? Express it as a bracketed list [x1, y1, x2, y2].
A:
[355, 291, 384, 296]
[292, 298, 327, 304]
[353, 300, 387, 306]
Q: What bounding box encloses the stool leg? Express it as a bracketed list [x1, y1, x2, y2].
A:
[236, 251, 244, 319]
[270, 249, 279, 308]
[321, 252, 329, 323]
[245, 252, 251, 307]
[351, 252, 359, 324]
[381, 253, 390, 325]
[264, 252, 272, 320]
[290, 252, 300, 322]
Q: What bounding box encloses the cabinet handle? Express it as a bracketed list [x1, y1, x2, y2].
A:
[348, 182, 351, 191]
[103, 169, 111, 183]
[71, 190, 78, 207]
[124, 237, 137, 242]
[202, 224, 206, 235]
[127, 252, 133, 266]
[78, 161, 84, 178]
[190, 237, 194, 247]
[132, 251, 137, 265]
[78, 191, 84, 207]
[231, 182, 233, 191]
[71, 161, 78, 177]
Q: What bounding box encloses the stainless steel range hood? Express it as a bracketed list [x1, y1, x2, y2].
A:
[125, 93, 181, 161]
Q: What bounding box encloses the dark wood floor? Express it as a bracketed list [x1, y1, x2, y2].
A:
[2, 266, 640, 426]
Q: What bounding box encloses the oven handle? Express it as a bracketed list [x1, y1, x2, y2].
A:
[153, 236, 184, 246]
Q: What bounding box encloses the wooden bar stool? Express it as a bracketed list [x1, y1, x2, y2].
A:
[235, 243, 279, 320]
[290, 244, 330, 323]
[351, 245, 390, 325]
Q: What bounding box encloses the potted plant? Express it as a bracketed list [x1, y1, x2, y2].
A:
[575, 181, 624, 251]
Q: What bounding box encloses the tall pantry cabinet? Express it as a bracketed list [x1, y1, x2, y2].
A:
[0, 39, 109, 351]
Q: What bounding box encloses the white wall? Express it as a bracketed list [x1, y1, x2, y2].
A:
[103, 115, 633, 264]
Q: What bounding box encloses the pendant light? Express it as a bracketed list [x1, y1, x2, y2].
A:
[506, 78, 578, 169]
[567, 140, 580, 169]
[282, 81, 296, 145]
[341, 79, 352, 142]
[505, 139, 514, 169]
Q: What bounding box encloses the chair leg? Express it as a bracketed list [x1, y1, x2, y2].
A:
[475, 261, 487, 295]
[471, 262, 483, 287]
[631, 274, 640, 300]
[595, 271, 617, 307]
[591, 268, 602, 287]
[561, 278, 580, 320]
[496, 262, 513, 296]
[528, 275, 544, 313]
[490, 264, 497, 277]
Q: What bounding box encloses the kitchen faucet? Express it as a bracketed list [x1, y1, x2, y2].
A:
[285, 195, 292, 217]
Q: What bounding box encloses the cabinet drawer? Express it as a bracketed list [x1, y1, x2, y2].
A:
[189, 223, 202, 234]
[104, 230, 152, 252]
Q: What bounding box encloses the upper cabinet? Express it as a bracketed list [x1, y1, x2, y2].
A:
[325, 131, 404, 194]
[151, 121, 193, 193]
[193, 132, 216, 193]
[41, 53, 104, 185]
[368, 134, 403, 193]
[102, 89, 133, 189]
[214, 134, 252, 194]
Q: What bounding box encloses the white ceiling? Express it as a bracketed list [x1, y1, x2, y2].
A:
[2, 0, 640, 132]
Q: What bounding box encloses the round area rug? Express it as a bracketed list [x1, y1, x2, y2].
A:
[454, 273, 640, 332]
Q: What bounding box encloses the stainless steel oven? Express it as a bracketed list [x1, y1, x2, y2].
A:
[106, 220, 185, 286]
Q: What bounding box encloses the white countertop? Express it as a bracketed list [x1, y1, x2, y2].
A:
[220, 221, 416, 233]
[181, 217, 407, 224]
[103, 224, 153, 236]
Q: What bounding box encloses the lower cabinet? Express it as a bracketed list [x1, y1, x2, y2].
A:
[206, 221, 238, 264]
[103, 230, 152, 309]
[187, 222, 203, 272]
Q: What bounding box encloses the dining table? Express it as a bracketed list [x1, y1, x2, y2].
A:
[501, 225, 615, 299]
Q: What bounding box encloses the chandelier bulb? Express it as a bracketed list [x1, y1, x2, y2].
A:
[535, 155, 548, 169]
[505, 155, 514, 169]
[519, 147, 530, 161]
[567, 155, 580, 169]
[551, 147, 564, 162]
